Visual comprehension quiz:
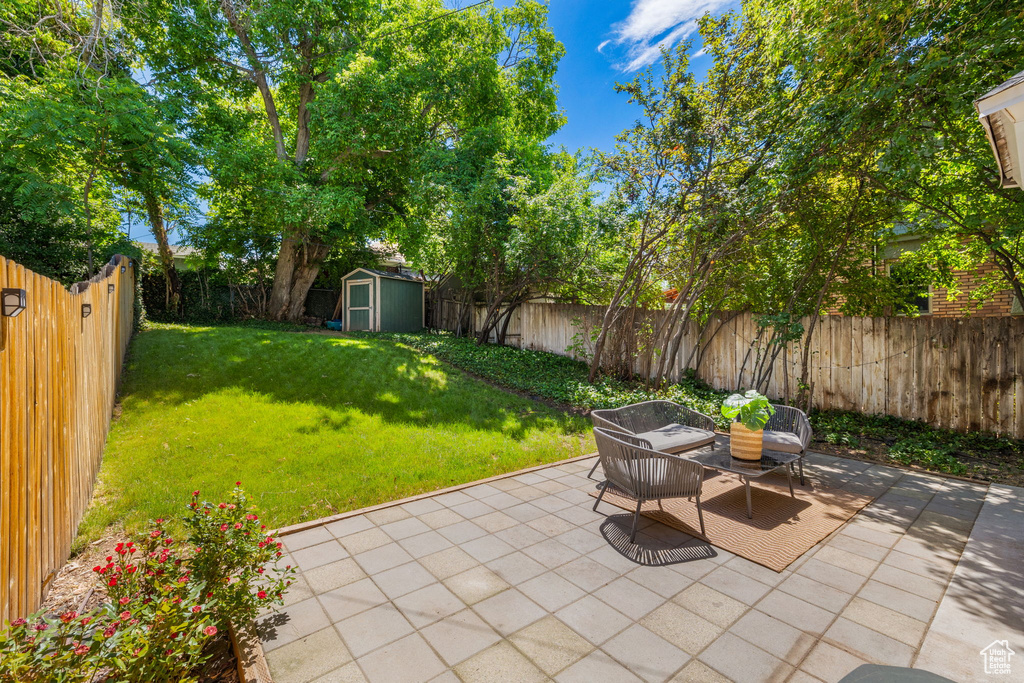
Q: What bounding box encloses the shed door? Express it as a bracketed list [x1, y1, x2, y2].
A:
[346, 280, 373, 331]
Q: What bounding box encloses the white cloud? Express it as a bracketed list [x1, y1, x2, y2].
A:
[691, 47, 707, 58]
[603, 0, 732, 72]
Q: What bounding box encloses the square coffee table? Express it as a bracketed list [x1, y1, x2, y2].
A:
[689, 448, 800, 519]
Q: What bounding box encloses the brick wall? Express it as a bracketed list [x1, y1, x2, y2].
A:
[929, 259, 1017, 317]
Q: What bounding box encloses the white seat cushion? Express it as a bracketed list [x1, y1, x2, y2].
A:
[635, 423, 715, 454]
[763, 430, 803, 454]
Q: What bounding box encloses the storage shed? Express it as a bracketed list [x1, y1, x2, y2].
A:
[337, 268, 424, 332]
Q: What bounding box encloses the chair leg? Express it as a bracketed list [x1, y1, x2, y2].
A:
[593, 481, 608, 511]
[696, 495, 705, 537]
[799, 456, 805, 486]
[629, 498, 643, 543]
[587, 458, 600, 480]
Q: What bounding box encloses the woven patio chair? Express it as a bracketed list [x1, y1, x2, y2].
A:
[763, 404, 812, 485]
[587, 400, 716, 479]
[592, 427, 706, 543]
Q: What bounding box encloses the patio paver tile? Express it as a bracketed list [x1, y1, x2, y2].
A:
[754, 590, 836, 636]
[824, 534, 889, 562]
[420, 608, 502, 666]
[266, 626, 353, 683]
[364, 506, 411, 526]
[882, 547, 957, 580]
[812, 546, 880, 577]
[603, 624, 690, 683]
[437, 520, 488, 544]
[304, 558, 368, 594]
[471, 587, 547, 636]
[526, 514, 577, 538]
[509, 615, 594, 676]
[418, 546, 479, 581]
[625, 564, 696, 598]
[292, 541, 350, 570]
[460, 534, 516, 563]
[594, 576, 664, 621]
[510, 486, 547, 502]
[535, 480, 570, 494]
[823, 617, 915, 667]
[671, 583, 747, 628]
[442, 565, 510, 605]
[418, 508, 465, 530]
[494, 523, 548, 549]
[259, 597, 332, 652]
[519, 571, 586, 612]
[532, 494, 574, 513]
[463, 483, 503, 500]
[454, 641, 548, 683]
[799, 641, 871, 682]
[554, 527, 607, 554]
[339, 528, 391, 555]
[730, 609, 817, 665]
[393, 582, 466, 629]
[840, 597, 927, 647]
[722, 556, 790, 587]
[521, 538, 580, 569]
[639, 602, 722, 655]
[355, 633, 446, 683]
[433, 490, 475, 507]
[870, 564, 946, 601]
[281, 575, 315, 607]
[700, 566, 772, 605]
[353, 543, 415, 575]
[795, 558, 867, 594]
[449, 499, 496, 520]
[555, 594, 633, 645]
[398, 530, 454, 559]
[310, 661, 366, 683]
[285, 527, 336, 552]
[400, 497, 445, 516]
[485, 550, 547, 585]
[475, 491, 523, 510]
[334, 602, 415, 658]
[472, 510, 519, 533]
[855, 580, 938, 623]
[699, 632, 793, 683]
[380, 517, 432, 541]
[555, 555, 619, 592]
[778, 573, 854, 614]
[371, 560, 437, 599]
[488, 477, 525, 492]
[319, 578, 388, 623]
[553, 504, 602, 526]
[555, 650, 643, 683]
[670, 659, 732, 682]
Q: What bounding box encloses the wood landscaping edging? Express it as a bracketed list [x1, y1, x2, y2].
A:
[231, 623, 274, 683]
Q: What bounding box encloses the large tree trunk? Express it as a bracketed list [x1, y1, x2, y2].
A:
[268, 237, 328, 321]
[142, 189, 181, 314]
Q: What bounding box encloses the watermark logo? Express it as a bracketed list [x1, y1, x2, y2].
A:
[980, 640, 1015, 675]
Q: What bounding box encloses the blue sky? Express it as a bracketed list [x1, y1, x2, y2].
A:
[143, 0, 735, 246]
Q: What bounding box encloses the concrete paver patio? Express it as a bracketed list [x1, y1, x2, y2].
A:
[256, 451, 1013, 683]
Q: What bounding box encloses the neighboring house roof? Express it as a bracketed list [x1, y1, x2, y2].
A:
[137, 242, 198, 259]
[975, 70, 1024, 190]
[369, 240, 411, 268]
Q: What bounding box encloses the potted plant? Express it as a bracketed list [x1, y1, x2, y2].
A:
[721, 390, 775, 460]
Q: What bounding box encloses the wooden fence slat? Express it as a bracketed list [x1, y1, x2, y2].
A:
[0, 255, 135, 625]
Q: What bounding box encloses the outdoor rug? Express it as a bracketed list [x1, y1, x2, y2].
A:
[590, 470, 875, 572]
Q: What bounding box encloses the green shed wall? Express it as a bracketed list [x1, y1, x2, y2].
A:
[379, 277, 424, 332]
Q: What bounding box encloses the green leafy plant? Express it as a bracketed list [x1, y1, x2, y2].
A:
[0, 485, 293, 682]
[721, 390, 775, 430]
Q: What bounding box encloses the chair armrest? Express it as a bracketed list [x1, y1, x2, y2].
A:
[795, 411, 812, 449]
[591, 411, 630, 434]
[674, 405, 716, 433]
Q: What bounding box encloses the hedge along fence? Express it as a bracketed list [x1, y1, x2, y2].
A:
[0, 254, 135, 624]
[465, 303, 1024, 439]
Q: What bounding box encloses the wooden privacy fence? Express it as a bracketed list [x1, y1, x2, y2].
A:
[1, 255, 135, 625]
[467, 303, 1024, 438]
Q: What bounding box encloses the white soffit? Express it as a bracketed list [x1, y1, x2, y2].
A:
[975, 70, 1024, 190]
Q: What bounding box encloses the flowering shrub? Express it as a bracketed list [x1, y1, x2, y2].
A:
[184, 483, 294, 624]
[0, 484, 292, 682]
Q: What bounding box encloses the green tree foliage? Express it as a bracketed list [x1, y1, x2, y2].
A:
[129, 0, 564, 321]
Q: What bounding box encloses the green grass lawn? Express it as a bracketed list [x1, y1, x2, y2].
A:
[78, 324, 593, 546]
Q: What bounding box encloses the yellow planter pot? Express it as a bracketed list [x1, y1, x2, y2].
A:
[730, 423, 764, 461]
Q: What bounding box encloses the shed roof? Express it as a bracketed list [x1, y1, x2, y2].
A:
[342, 267, 424, 283]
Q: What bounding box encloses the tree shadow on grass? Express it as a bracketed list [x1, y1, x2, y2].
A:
[121, 325, 588, 442]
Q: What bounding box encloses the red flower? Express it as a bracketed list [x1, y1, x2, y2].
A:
[11, 618, 26, 627]
[119, 596, 130, 605]
[80, 617, 92, 626]
[120, 611, 131, 620]
[60, 611, 78, 623]
[192, 605, 202, 613]
[203, 626, 218, 636]
[193, 490, 200, 497]
[220, 524, 229, 532]
[92, 565, 101, 572]
[150, 530, 161, 538]
[108, 578, 118, 587]
[235, 481, 241, 486]
[218, 503, 227, 509]
[257, 590, 267, 599]
[233, 522, 242, 529]
[74, 645, 90, 656]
